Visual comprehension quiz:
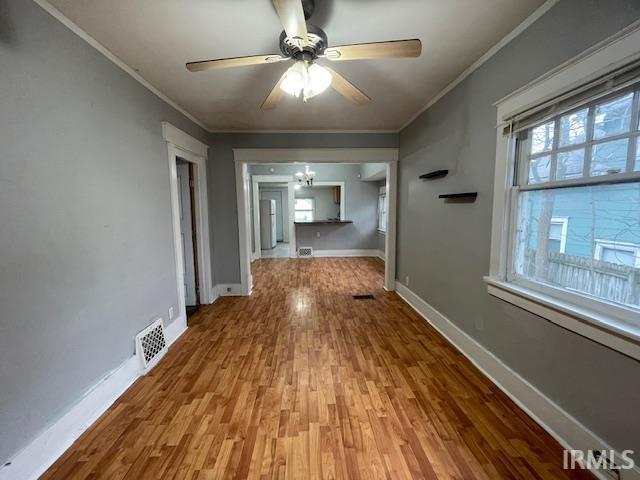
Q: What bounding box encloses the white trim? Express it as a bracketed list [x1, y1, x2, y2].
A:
[594, 239, 640, 268]
[399, 0, 560, 131]
[235, 161, 253, 295]
[234, 148, 399, 293]
[33, 0, 563, 136]
[33, 1, 209, 132]
[394, 283, 640, 480]
[161, 122, 208, 157]
[549, 216, 568, 254]
[233, 148, 399, 163]
[495, 22, 640, 121]
[307, 181, 346, 221]
[312, 249, 381, 258]
[251, 175, 295, 261]
[376, 249, 386, 261]
[213, 284, 245, 297]
[164, 126, 214, 327]
[210, 129, 399, 134]
[0, 316, 187, 480]
[488, 24, 640, 359]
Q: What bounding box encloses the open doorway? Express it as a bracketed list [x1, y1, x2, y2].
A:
[163, 121, 212, 330]
[259, 184, 290, 258]
[246, 162, 390, 291]
[251, 175, 296, 261]
[176, 159, 200, 319]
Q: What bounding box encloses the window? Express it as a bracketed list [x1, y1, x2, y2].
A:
[511, 87, 640, 316]
[594, 240, 640, 268]
[294, 198, 314, 222]
[378, 187, 388, 232]
[547, 217, 568, 254]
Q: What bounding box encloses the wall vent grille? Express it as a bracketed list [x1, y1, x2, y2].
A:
[297, 247, 314, 258]
[135, 318, 168, 373]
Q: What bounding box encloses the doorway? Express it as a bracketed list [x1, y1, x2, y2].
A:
[235, 149, 398, 295]
[251, 175, 296, 261]
[259, 185, 290, 258]
[163, 121, 212, 330]
[176, 159, 200, 318]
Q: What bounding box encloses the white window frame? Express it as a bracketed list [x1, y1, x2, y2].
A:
[294, 197, 315, 222]
[378, 186, 388, 233]
[594, 239, 640, 268]
[549, 216, 568, 254]
[487, 25, 640, 361]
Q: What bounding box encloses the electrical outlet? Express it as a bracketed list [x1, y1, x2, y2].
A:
[316, 231, 321, 238]
[168, 307, 174, 320]
[405, 275, 410, 286]
[227, 287, 232, 293]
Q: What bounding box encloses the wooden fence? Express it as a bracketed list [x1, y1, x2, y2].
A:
[524, 250, 640, 307]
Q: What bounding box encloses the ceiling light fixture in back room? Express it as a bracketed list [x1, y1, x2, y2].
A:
[185, 0, 422, 109]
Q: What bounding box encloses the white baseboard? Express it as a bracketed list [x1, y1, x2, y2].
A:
[215, 284, 244, 296]
[313, 249, 381, 258]
[395, 283, 640, 480]
[0, 315, 187, 480]
[209, 285, 220, 304]
[375, 249, 386, 261]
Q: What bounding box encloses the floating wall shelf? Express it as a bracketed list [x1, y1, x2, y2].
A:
[419, 169, 449, 180]
[439, 192, 478, 200]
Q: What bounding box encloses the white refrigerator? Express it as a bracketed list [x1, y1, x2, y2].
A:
[259, 199, 277, 250]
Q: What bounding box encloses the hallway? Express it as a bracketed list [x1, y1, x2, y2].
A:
[42, 258, 590, 479]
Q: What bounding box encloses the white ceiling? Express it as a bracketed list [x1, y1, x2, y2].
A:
[48, 0, 545, 132]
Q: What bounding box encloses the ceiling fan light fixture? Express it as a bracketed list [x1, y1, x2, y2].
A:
[280, 61, 332, 101]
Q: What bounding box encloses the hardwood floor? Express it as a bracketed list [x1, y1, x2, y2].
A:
[42, 258, 592, 479]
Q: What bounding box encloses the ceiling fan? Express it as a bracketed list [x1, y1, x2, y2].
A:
[185, 0, 422, 109]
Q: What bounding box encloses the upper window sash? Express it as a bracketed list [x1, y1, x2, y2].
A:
[516, 86, 640, 191]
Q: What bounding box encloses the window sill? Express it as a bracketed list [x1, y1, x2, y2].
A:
[484, 277, 640, 361]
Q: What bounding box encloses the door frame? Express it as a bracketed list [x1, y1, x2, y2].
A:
[235, 148, 399, 295]
[252, 175, 295, 261]
[163, 122, 212, 326]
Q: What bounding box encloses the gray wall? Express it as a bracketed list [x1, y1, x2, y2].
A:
[0, 0, 208, 464]
[249, 164, 380, 251]
[398, 0, 640, 456]
[207, 133, 398, 283]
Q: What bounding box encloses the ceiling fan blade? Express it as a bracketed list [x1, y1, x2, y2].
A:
[186, 54, 285, 72]
[324, 39, 422, 62]
[272, 0, 309, 48]
[324, 67, 371, 106]
[261, 72, 288, 110]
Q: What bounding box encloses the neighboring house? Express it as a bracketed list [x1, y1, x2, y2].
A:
[524, 183, 640, 266]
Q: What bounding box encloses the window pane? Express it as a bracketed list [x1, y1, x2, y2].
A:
[559, 109, 587, 146]
[593, 93, 633, 139]
[601, 247, 635, 267]
[549, 223, 563, 239]
[530, 121, 555, 154]
[513, 183, 640, 310]
[528, 156, 551, 184]
[557, 148, 584, 180]
[590, 138, 629, 176]
[295, 198, 313, 210]
[636, 137, 640, 171]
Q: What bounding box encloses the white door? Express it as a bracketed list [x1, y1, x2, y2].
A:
[177, 161, 197, 306]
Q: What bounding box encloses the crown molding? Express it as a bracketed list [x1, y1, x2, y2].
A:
[33, 0, 210, 132]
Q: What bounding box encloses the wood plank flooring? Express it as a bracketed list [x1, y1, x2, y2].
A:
[42, 258, 592, 479]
